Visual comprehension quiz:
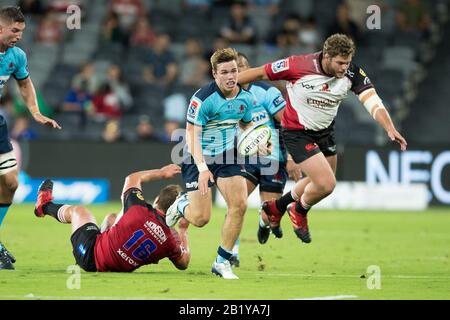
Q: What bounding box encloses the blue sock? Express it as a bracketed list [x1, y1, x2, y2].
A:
[216, 246, 233, 264]
[0, 204, 11, 228]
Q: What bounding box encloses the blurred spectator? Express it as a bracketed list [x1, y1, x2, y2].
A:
[130, 17, 157, 47]
[61, 80, 94, 126]
[100, 11, 127, 46]
[11, 115, 37, 141]
[71, 62, 98, 95]
[142, 33, 178, 87]
[110, 0, 145, 31]
[396, 0, 431, 34]
[273, 13, 301, 48]
[220, 1, 257, 45]
[92, 83, 123, 120]
[102, 119, 123, 143]
[36, 12, 62, 44]
[106, 64, 133, 112]
[204, 36, 229, 77]
[298, 16, 321, 52]
[182, 0, 212, 12]
[162, 93, 187, 141]
[327, 3, 362, 44]
[18, 0, 46, 17]
[179, 38, 210, 86]
[135, 115, 161, 142]
[248, 0, 280, 17]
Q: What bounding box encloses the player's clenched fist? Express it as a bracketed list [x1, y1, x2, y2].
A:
[160, 164, 181, 179]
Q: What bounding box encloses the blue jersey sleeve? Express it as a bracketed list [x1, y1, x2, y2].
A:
[264, 87, 286, 116]
[13, 48, 29, 80]
[186, 95, 210, 126]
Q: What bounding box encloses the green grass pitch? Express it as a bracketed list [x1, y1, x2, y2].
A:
[0, 203, 449, 300]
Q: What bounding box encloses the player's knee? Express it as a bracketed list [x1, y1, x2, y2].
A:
[317, 178, 336, 197]
[4, 176, 19, 194]
[193, 216, 210, 227]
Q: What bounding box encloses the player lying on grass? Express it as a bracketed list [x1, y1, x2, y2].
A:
[34, 164, 190, 272]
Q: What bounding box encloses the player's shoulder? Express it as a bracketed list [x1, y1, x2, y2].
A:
[346, 61, 369, 80]
[251, 80, 274, 91]
[192, 81, 218, 102]
[9, 46, 27, 58]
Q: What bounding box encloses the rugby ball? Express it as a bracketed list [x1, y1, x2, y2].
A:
[237, 124, 272, 156]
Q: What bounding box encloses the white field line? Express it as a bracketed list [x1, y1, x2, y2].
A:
[263, 273, 450, 280]
[291, 295, 358, 300]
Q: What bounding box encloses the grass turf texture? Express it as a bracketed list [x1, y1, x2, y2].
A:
[0, 204, 449, 300]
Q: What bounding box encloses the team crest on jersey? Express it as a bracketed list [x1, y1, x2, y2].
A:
[188, 100, 200, 118]
[135, 190, 144, 201]
[359, 68, 367, 77]
[271, 59, 289, 73]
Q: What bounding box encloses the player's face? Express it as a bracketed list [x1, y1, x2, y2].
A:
[213, 60, 239, 93]
[326, 54, 352, 78]
[0, 21, 25, 48]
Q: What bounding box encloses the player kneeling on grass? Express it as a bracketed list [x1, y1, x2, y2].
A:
[34, 164, 190, 272]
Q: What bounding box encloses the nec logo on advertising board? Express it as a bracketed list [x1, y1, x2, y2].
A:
[271, 59, 289, 73]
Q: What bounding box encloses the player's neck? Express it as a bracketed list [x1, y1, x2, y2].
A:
[320, 57, 334, 77]
[0, 44, 7, 53]
[221, 86, 239, 99]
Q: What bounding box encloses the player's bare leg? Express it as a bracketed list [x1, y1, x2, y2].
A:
[0, 169, 18, 270]
[183, 189, 213, 227]
[34, 179, 97, 233]
[210, 176, 247, 279]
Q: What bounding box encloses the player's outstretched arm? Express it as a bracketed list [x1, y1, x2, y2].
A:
[238, 65, 268, 85]
[16, 77, 61, 129]
[358, 88, 407, 151]
[122, 164, 181, 195]
[170, 218, 191, 270]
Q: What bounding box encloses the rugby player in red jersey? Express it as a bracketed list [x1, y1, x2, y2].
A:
[34, 164, 190, 272]
[238, 33, 407, 244]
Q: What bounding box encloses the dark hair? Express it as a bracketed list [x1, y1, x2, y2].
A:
[323, 33, 355, 58]
[0, 6, 25, 24]
[157, 185, 182, 214]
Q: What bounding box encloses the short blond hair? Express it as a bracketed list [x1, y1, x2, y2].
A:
[210, 48, 238, 73]
[323, 33, 356, 58]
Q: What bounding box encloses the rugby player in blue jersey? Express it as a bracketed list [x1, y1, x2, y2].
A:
[0, 6, 60, 270]
[165, 48, 265, 279]
[228, 52, 302, 267]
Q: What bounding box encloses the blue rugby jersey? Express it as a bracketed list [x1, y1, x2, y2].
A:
[186, 81, 255, 157]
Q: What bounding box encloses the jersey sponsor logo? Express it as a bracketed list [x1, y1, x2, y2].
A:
[346, 69, 355, 77]
[144, 220, 167, 244]
[271, 59, 289, 73]
[328, 145, 337, 153]
[363, 77, 371, 85]
[273, 96, 284, 107]
[305, 143, 319, 152]
[252, 111, 268, 124]
[239, 104, 245, 114]
[187, 100, 200, 118]
[301, 82, 315, 90]
[186, 181, 199, 189]
[306, 97, 337, 108]
[117, 248, 139, 267]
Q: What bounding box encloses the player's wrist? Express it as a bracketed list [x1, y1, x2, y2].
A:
[196, 162, 208, 173]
